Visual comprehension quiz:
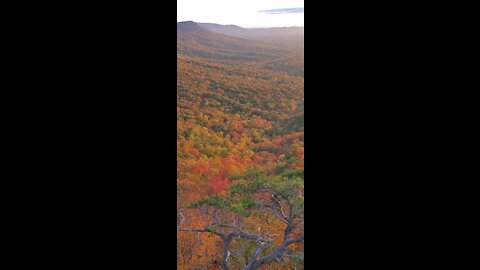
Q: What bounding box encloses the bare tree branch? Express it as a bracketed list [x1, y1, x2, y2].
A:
[178, 182, 304, 270]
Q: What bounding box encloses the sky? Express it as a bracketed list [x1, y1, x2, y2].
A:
[177, 0, 304, 28]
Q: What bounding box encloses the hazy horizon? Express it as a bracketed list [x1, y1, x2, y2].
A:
[177, 0, 304, 28]
[177, 20, 304, 29]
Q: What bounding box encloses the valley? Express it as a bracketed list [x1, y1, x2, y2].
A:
[177, 21, 304, 270]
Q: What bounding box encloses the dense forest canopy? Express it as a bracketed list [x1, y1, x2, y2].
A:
[177, 21, 304, 270]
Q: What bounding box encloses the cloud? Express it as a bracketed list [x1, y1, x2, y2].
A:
[258, 7, 304, 15]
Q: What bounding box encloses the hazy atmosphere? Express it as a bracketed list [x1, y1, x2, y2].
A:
[177, 0, 304, 28]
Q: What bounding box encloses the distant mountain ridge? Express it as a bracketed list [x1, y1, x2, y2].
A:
[177, 20, 205, 32]
[177, 21, 289, 61]
[198, 23, 303, 49]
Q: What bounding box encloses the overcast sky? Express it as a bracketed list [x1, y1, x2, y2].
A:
[177, 0, 304, 28]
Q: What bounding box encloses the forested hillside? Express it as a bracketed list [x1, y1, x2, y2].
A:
[177, 21, 304, 270]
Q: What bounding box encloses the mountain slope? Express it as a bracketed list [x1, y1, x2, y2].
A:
[199, 23, 304, 49]
[177, 21, 288, 61]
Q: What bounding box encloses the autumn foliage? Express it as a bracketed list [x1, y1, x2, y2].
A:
[177, 22, 303, 269]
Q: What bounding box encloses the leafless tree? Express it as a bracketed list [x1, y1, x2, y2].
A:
[178, 184, 304, 270]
